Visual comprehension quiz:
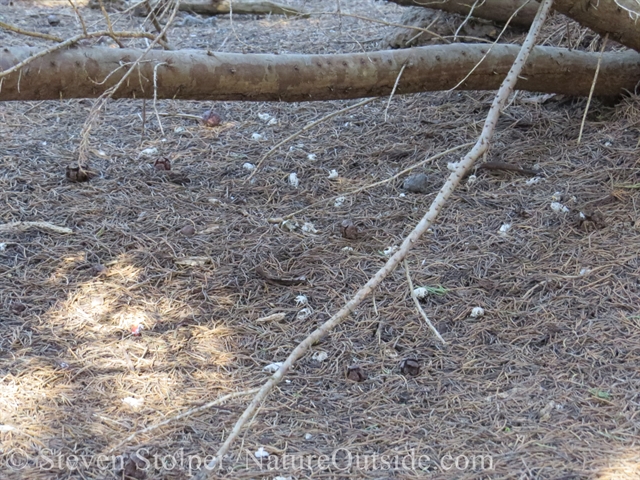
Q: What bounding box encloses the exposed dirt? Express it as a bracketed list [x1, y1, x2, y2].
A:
[1, 1, 639, 479]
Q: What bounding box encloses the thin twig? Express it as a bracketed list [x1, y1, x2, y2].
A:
[106, 388, 260, 454]
[0, 20, 63, 42]
[578, 33, 608, 145]
[68, 0, 89, 36]
[246, 97, 377, 182]
[98, 0, 126, 48]
[193, 1, 554, 477]
[384, 62, 407, 122]
[404, 259, 446, 344]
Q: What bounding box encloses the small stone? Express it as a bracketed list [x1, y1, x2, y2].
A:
[201, 110, 222, 127]
[47, 14, 60, 26]
[154, 158, 171, 171]
[402, 173, 431, 193]
[341, 220, 358, 240]
[180, 225, 196, 236]
[10, 301, 26, 314]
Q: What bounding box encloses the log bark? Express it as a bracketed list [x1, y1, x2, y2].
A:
[387, 0, 640, 52]
[385, 0, 540, 27]
[138, 0, 306, 16]
[0, 45, 638, 101]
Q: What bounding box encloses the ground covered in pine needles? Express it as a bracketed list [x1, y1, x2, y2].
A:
[1, 1, 639, 479]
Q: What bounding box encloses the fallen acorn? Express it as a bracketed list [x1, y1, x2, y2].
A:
[180, 225, 196, 236]
[201, 110, 223, 127]
[154, 158, 171, 171]
[346, 365, 367, 382]
[400, 358, 420, 377]
[341, 219, 359, 240]
[66, 164, 96, 183]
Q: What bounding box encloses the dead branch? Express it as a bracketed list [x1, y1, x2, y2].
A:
[1, 44, 638, 101]
[191, 0, 554, 477]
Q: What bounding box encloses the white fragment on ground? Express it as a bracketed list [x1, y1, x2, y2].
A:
[328, 169, 339, 179]
[604, 141, 612, 147]
[499, 223, 511, 237]
[307, 153, 317, 161]
[0, 243, 6, 252]
[174, 126, 186, 133]
[296, 307, 313, 320]
[288, 172, 299, 188]
[526, 177, 541, 185]
[122, 397, 144, 410]
[551, 192, 563, 202]
[254, 447, 270, 459]
[383, 245, 399, 256]
[550, 202, 570, 213]
[96, 150, 107, 157]
[268, 117, 278, 126]
[342, 246, 353, 252]
[251, 132, 264, 141]
[208, 198, 222, 205]
[312, 351, 328, 362]
[0, 425, 15, 433]
[399, 193, 406, 198]
[466, 174, 477, 186]
[301, 222, 317, 234]
[258, 113, 272, 122]
[295, 295, 308, 306]
[334, 196, 346, 207]
[242, 162, 255, 171]
[139, 147, 158, 157]
[579, 267, 591, 276]
[274, 476, 292, 480]
[304, 433, 313, 441]
[413, 287, 428, 300]
[470, 307, 485, 318]
[263, 363, 283, 373]
[281, 220, 298, 231]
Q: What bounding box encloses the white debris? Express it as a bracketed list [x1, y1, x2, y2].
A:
[296, 307, 313, 320]
[254, 447, 270, 459]
[550, 202, 570, 213]
[499, 223, 511, 237]
[328, 169, 339, 179]
[242, 162, 255, 171]
[174, 126, 186, 134]
[122, 397, 144, 410]
[0, 243, 6, 252]
[447, 162, 460, 172]
[281, 220, 298, 231]
[301, 222, 317, 234]
[139, 147, 158, 157]
[604, 141, 612, 147]
[334, 196, 346, 207]
[274, 477, 292, 480]
[268, 117, 278, 126]
[551, 192, 563, 202]
[251, 132, 264, 141]
[342, 246, 354, 252]
[96, 150, 107, 157]
[263, 363, 283, 373]
[304, 433, 313, 441]
[208, 198, 222, 205]
[413, 287, 428, 299]
[466, 174, 477, 186]
[312, 351, 328, 362]
[579, 211, 587, 220]
[579, 267, 591, 276]
[526, 177, 541, 185]
[399, 193, 406, 198]
[470, 306, 485, 318]
[295, 295, 308, 306]
[0, 425, 15, 433]
[258, 113, 273, 122]
[383, 245, 399, 256]
[288, 172, 299, 188]
[307, 153, 317, 161]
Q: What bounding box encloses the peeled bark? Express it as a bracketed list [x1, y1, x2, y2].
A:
[0, 45, 638, 102]
[385, 0, 540, 27]
[388, 0, 640, 52]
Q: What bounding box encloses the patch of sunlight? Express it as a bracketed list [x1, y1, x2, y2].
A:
[597, 450, 640, 479]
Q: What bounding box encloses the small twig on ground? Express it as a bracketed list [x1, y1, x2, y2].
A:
[193, 1, 554, 477]
[68, 0, 89, 36]
[246, 97, 377, 182]
[0, 20, 63, 42]
[578, 33, 608, 145]
[0, 222, 73, 234]
[403, 259, 445, 344]
[106, 388, 260, 454]
[98, 0, 126, 48]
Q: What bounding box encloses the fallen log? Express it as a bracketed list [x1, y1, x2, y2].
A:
[0, 44, 638, 101]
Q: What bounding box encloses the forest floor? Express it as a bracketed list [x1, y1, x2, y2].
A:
[1, 1, 639, 479]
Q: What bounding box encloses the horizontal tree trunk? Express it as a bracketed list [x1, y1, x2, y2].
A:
[0, 45, 638, 102]
[385, 0, 539, 27]
[139, 0, 306, 16]
[387, 0, 640, 52]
